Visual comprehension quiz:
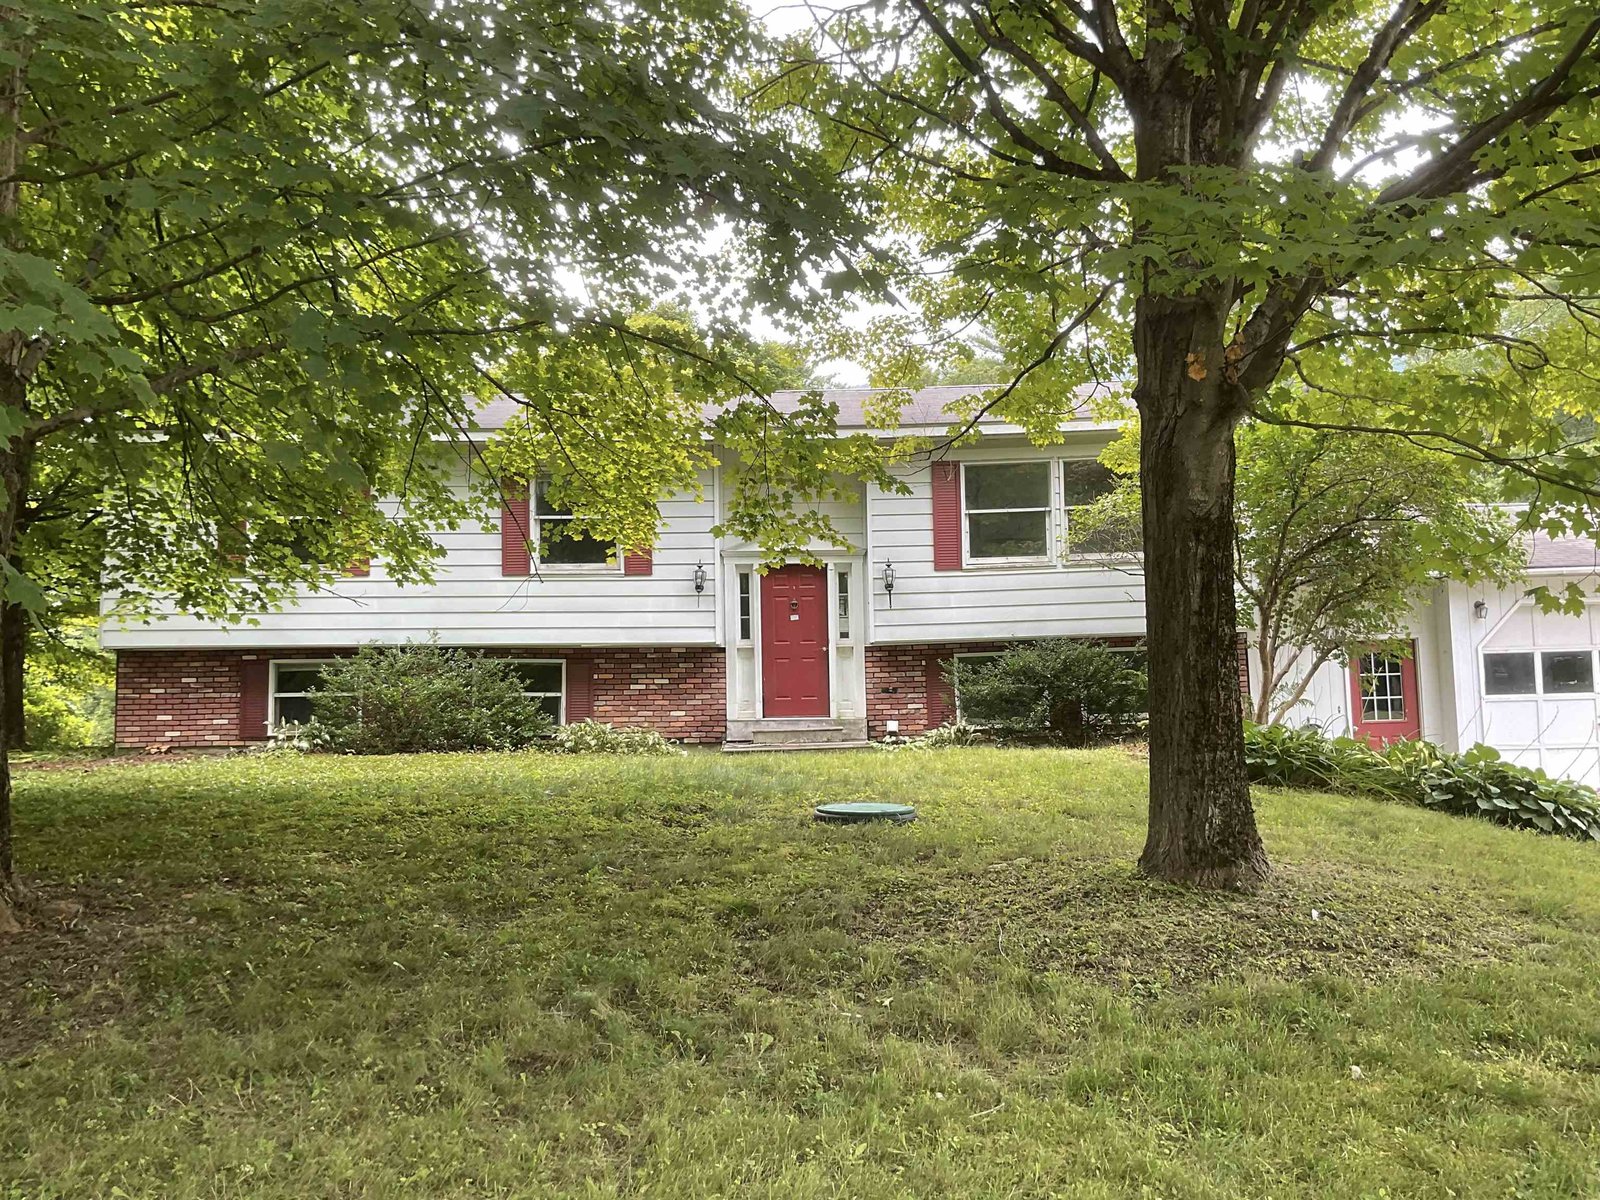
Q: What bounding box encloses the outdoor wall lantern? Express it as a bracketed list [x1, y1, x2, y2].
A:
[1473, 599, 1488, 620]
[693, 561, 707, 594]
[882, 559, 896, 606]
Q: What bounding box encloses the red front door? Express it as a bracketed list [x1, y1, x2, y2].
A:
[761, 565, 830, 717]
[1350, 643, 1421, 746]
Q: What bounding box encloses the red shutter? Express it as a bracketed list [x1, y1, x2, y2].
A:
[500, 479, 531, 577]
[932, 461, 962, 571]
[239, 658, 270, 740]
[566, 655, 594, 722]
[925, 653, 954, 728]
[622, 550, 653, 575]
[1235, 631, 1250, 698]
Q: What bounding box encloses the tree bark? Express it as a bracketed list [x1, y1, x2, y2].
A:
[1133, 294, 1270, 890]
[0, 368, 30, 933]
[2, 600, 25, 750]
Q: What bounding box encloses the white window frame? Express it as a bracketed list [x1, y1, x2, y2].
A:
[961, 460, 1056, 567]
[836, 565, 852, 643]
[269, 659, 339, 728]
[1483, 647, 1598, 699]
[531, 478, 623, 574]
[505, 657, 568, 724]
[737, 569, 754, 644]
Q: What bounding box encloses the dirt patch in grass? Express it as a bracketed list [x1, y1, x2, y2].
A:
[852, 857, 1537, 994]
[14, 748, 211, 772]
[0, 882, 185, 1060]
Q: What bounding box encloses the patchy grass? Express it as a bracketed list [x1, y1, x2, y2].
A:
[3, 747, 1599, 1198]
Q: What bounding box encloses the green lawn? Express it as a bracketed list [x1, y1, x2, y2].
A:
[4, 748, 1599, 1198]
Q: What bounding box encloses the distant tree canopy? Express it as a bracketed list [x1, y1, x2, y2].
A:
[1077, 421, 1526, 723]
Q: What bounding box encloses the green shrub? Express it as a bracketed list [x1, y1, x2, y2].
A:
[1388, 741, 1600, 838]
[950, 639, 1146, 745]
[1243, 722, 1600, 841]
[304, 643, 553, 754]
[24, 687, 102, 748]
[548, 720, 684, 756]
[877, 720, 993, 752]
[1240, 722, 1407, 799]
[23, 619, 115, 749]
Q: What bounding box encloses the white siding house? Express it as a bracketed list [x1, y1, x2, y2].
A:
[104, 384, 1600, 789]
[105, 385, 1162, 749]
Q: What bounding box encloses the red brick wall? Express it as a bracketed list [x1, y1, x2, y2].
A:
[588, 647, 725, 742]
[866, 636, 1250, 739]
[114, 646, 728, 748]
[116, 650, 255, 748]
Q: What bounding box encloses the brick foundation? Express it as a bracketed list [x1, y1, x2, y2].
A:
[585, 647, 725, 742]
[114, 646, 728, 748]
[865, 635, 1250, 739]
[116, 650, 256, 749]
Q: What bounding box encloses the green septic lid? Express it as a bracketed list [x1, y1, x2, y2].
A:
[814, 801, 917, 824]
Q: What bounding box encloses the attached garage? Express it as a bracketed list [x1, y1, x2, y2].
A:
[1476, 600, 1600, 787]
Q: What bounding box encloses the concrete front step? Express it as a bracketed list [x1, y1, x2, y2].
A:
[723, 716, 870, 751]
[721, 739, 873, 754]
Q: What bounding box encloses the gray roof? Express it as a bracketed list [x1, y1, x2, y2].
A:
[1528, 532, 1600, 572]
[469, 382, 1125, 433]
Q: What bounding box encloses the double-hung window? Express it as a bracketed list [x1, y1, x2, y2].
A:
[963, 462, 1053, 563]
[535, 479, 614, 567]
[1060, 459, 1122, 554]
[508, 659, 566, 722]
[271, 660, 336, 726]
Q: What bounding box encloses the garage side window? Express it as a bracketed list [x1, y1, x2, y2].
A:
[1484, 652, 1536, 695]
[1542, 651, 1595, 694]
[1484, 650, 1599, 696]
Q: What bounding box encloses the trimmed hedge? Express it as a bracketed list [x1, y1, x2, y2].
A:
[1243, 722, 1600, 841]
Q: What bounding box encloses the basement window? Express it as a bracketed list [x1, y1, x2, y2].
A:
[271, 660, 336, 726]
[507, 659, 566, 722]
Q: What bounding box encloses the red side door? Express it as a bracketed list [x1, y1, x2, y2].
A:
[1350, 643, 1421, 747]
[761, 565, 830, 717]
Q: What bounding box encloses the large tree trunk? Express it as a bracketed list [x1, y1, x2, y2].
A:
[0, 3, 30, 932]
[2, 600, 25, 750]
[1133, 294, 1269, 890]
[0, 372, 30, 933]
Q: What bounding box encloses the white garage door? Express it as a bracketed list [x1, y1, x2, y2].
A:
[1481, 628, 1600, 788]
